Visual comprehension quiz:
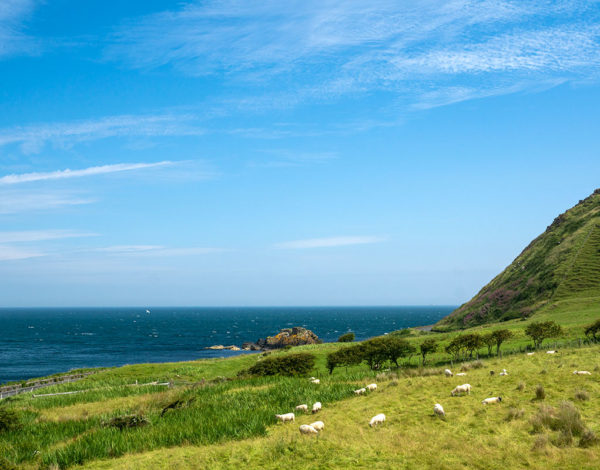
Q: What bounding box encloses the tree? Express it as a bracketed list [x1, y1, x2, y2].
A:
[419, 338, 438, 365]
[445, 337, 462, 361]
[338, 332, 355, 343]
[326, 345, 363, 374]
[462, 333, 483, 359]
[525, 321, 563, 349]
[360, 337, 390, 370]
[490, 329, 513, 355]
[584, 319, 600, 342]
[385, 336, 416, 367]
[482, 333, 496, 356]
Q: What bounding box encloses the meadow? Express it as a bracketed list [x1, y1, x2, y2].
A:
[1, 297, 600, 470]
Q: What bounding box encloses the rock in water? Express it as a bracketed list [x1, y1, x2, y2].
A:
[258, 327, 321, 349]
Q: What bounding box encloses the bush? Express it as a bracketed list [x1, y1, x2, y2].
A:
[505, 407, 524, 421]
[338, 332, 355, 343]
[243, 353, 316, 377]
[535, 385, 546, 400]
[575, 389, 590, 401]
[326, 345, 363, 374]
[0, 457, 18, 470]
[104, 414, 149, 430]
[579, 428, 599, 448]
[0, 407, 20, 433]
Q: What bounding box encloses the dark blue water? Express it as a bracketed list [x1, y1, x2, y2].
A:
[0, 306, 453, 383]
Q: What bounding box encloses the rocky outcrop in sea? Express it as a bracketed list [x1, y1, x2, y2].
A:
[242, 327, 321, 350]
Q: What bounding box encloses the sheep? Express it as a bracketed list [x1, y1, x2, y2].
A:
[354, 388, 367, 395]
[546, 350, 557, 354]
[482, 396, 502, 405]
[366, 383, 377, 391]
[526, 352, 535, 356]
[275, 412, 295, 423]
[309, 377, 316, 380]
[299, 424, 318, 435]
[456, 372, 467, 377]
[451, 384, 471, 396]
[433, 403, 445, 418]
[573, 370, 592, 375]
[295, 404, 309, 412]
[444, 369, 453, 377]
[310, 378, 321, 385]
[310, 421, 324, 431]
[312, 402, 322, 413]
[369, 413, 386, 427]
[499, 369, 508, 376]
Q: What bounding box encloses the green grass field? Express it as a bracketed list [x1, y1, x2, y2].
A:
[2, 300, 600, 470]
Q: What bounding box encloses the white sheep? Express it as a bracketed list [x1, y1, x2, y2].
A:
[546, 350, 557, 354]
[295, 404, 309, 412]
[526, 352, 535, 356]
[444, 369, 453, 377]
[354, 388, 367, 395]
[299, 424, 318, 435]
[499, 369, 508, 376]
[369, 413, 386, 427]
[366, 383, 377, 391]
[451, 384, 471, 396]
[310, 378, 321, 384]
[275, 412, 295, 423]
[573, 370, 592, 375]
[455, 372, 467, 377]
[433, 403, 445, 418]
[312, 402, 322, 413]
[482, 396, 502, 405]
[310, 421, 324, 431]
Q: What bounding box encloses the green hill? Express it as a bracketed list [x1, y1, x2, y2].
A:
[437, 189, 600, 330]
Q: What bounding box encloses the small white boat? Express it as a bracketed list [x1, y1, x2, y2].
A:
[146, 309, 151, 314]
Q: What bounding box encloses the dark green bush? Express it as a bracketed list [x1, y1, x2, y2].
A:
[104, 414, 149, 430]
[338, 332, 355, 343]
[242, 353, 316, 377]
[0, 407, 21, 433]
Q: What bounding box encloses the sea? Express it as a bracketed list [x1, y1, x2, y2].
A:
[0, 306, 454, 384]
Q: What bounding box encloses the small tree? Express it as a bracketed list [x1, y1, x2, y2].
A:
[482, 333, 495, 356]
[462, 333, 483, 359]
[326, 345, 363, 374]
[445, 337, 462, 361]
[360, 337, 391, 370]
[525, 321, 563, 349]
[386, 337, 416, 367]
[338, 332, 355, 343]
[491, 329, 513, 355]
[419, 338, 438, 365]
[584, 319, 600, 342]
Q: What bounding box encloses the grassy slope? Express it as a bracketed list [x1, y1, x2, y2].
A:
[437, 189, 600, 329]
[78, 346, 600, 470]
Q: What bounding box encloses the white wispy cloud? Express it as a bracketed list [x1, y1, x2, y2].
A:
[106, 0, 600, 109]
[0, 190, 95, 214]
[0, 245, 43, 261]
[0, 113, 205, 153]
[94, 245, 226, 256]
[0, 0, 37, 58]
[0, 230, 96, 243]
[0, 161, 173, 185]
[275, 236, 387, 249]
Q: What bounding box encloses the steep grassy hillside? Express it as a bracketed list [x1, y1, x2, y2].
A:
[437, 189, 600, 329]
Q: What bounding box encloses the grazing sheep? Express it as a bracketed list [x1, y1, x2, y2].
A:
[354, 388, 367, 395]
[499, 369, 508, 376]
[526, 352, 535, 356]
[310, 421, 324, 431]
[456, 372, 467, 377]
[573, 370, 592, 375]
[309, 377, 316, 380]
[299, 424, 318, 435]
[433, 403, 445, 418]
[310, 378, 321, 385]
[369, 413, 386, 427]
[312, 402, 322, 413]
[366, 383, 377, 391]
[451, 384, 471, 396]
[444, 369, 453, 377]
[482, 396, 502, 405]
[546, 350, 557, 354]
[275, 412, 295, 423]
[295, 404, 309, 412]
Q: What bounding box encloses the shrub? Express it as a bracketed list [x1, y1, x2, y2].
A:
[505, 407, 524, 421]
[0, 407, 20, 433]
[419, 338, 438, 365]
[525, 321, 563, 349]
[243, 353, 316, 377]
[326, 345, 363, 374]
[535, 385, 546, 400]
[532, 434, 549, 451]
[338, 332, 355, 343]
[579, 428, 599, 448]
[104, 414, 149, 430]
[584, 319, 600, 342]
[0, 457, 18, 470]
[575, 389, 590, 401]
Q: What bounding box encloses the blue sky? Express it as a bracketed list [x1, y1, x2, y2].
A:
[0, 0, 599, 306]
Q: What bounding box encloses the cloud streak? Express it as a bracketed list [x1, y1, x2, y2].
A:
[0, 0, 37, 58]
[0, 230, 96, 243]
[107, 0, 600, 109]
[0, 161, 174, 185]
[275, 236, 386, 249]
[0, 190, 95, 214]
